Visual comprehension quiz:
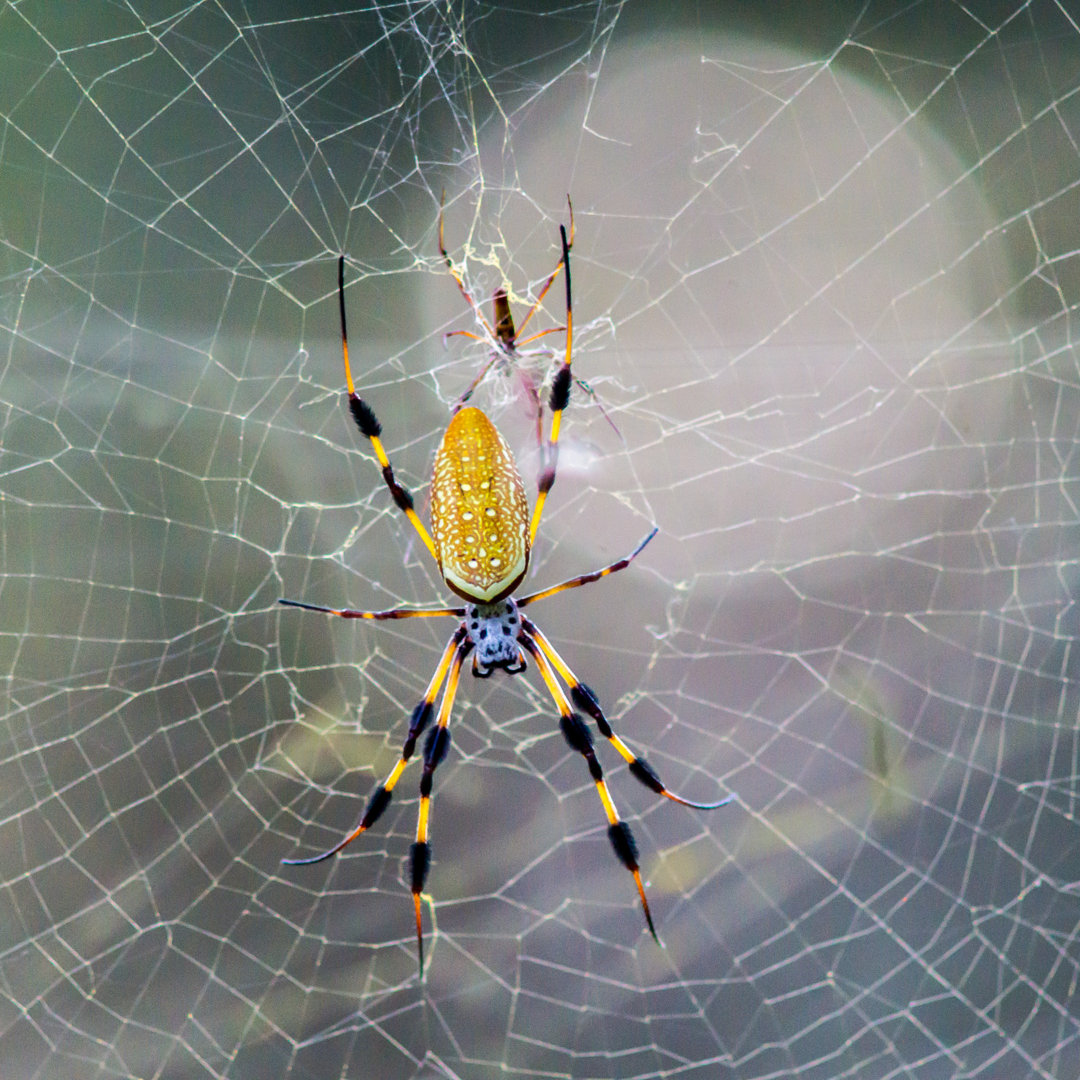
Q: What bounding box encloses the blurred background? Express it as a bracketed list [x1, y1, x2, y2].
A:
[3, 2, 1080, 1077]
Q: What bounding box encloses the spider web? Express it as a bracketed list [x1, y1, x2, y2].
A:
[3, 2, 1080, 1077]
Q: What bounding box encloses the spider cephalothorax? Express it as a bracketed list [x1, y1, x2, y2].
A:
[280, 211, 731, 976]
[465, 598, 525, 677]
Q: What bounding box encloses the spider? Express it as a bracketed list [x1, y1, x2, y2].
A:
[438, 193, 617, 444]
[280, 220, 731, 976]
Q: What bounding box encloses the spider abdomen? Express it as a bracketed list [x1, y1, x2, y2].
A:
[430, 407, 530, 603]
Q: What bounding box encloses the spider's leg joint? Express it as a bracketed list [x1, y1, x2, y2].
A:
[560, 713, 607, 784]
[537, 462, 557, 497]
[383, 466, 416, 513]
[549, 364, 572, 413]
[570, 682, 605, 727]
[362, 784, 393, 829]
[349, 396, 382, 438]
[559, 712, 594, 756]
[410, 841, 432, 891]
[629, 757, 666, 796]
[607, 819, 639, 871]
[403, 701, 434, 758]
[608, 821, 659, 942]
[409, 841, 431, 977]
[423, 725, 451, 772]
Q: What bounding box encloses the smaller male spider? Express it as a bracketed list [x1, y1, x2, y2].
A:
[438, 193, 617, 443]
[281, 219, 730, 976]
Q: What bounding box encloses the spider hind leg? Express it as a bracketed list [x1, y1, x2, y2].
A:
[524, 618, 733, 812]
[569, 680, 733, 811]
[522, 632, 659, 941]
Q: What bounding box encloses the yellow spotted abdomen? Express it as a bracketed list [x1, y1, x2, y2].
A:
[430, 407, 530, 603]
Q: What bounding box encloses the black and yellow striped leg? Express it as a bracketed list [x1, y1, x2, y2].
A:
[410, 632, 472, 976]
[520, 631, 658, 942]
[278, 598, 464, 621]
[529, 222, 574, 546]
[523, 618, 732, 812]
[282, 626, 466, 867]
[337, 255, 439, 562]
[517, 528, 659, 608]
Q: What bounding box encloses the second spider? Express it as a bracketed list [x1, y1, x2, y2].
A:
[439, 195, 616, 443]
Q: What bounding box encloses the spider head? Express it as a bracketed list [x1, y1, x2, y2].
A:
[466, 598, 526, 678]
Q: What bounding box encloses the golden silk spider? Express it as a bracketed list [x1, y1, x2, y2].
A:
[280, 215, 731, 975]
[438, 193, 618, 443]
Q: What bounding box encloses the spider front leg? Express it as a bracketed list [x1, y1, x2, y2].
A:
[529, 221, 575, 545]
[337, 255, 439, 562]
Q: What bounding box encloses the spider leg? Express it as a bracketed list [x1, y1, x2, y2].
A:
[521, 629, 658, 943]
[517, 527, 659, 608]
[511, 340, 624, 444]
[337, 256, 439, 563]
[453, 349, 504, 413]
[410, 631, 472, 977]
[508, 356, 546, 450]
[438, 191, 499, 342]
[513, 201, 623, 442]
[282, 625, 466, 866]
[529, 220, 575, 545]
[513, 326, 566, 349]
[572, 374, 624, 442]
[443, 329, 488, 345]
[278, 598, 464, 620]
[514, 196, 574, 340]
[523, 618, 732, 812]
